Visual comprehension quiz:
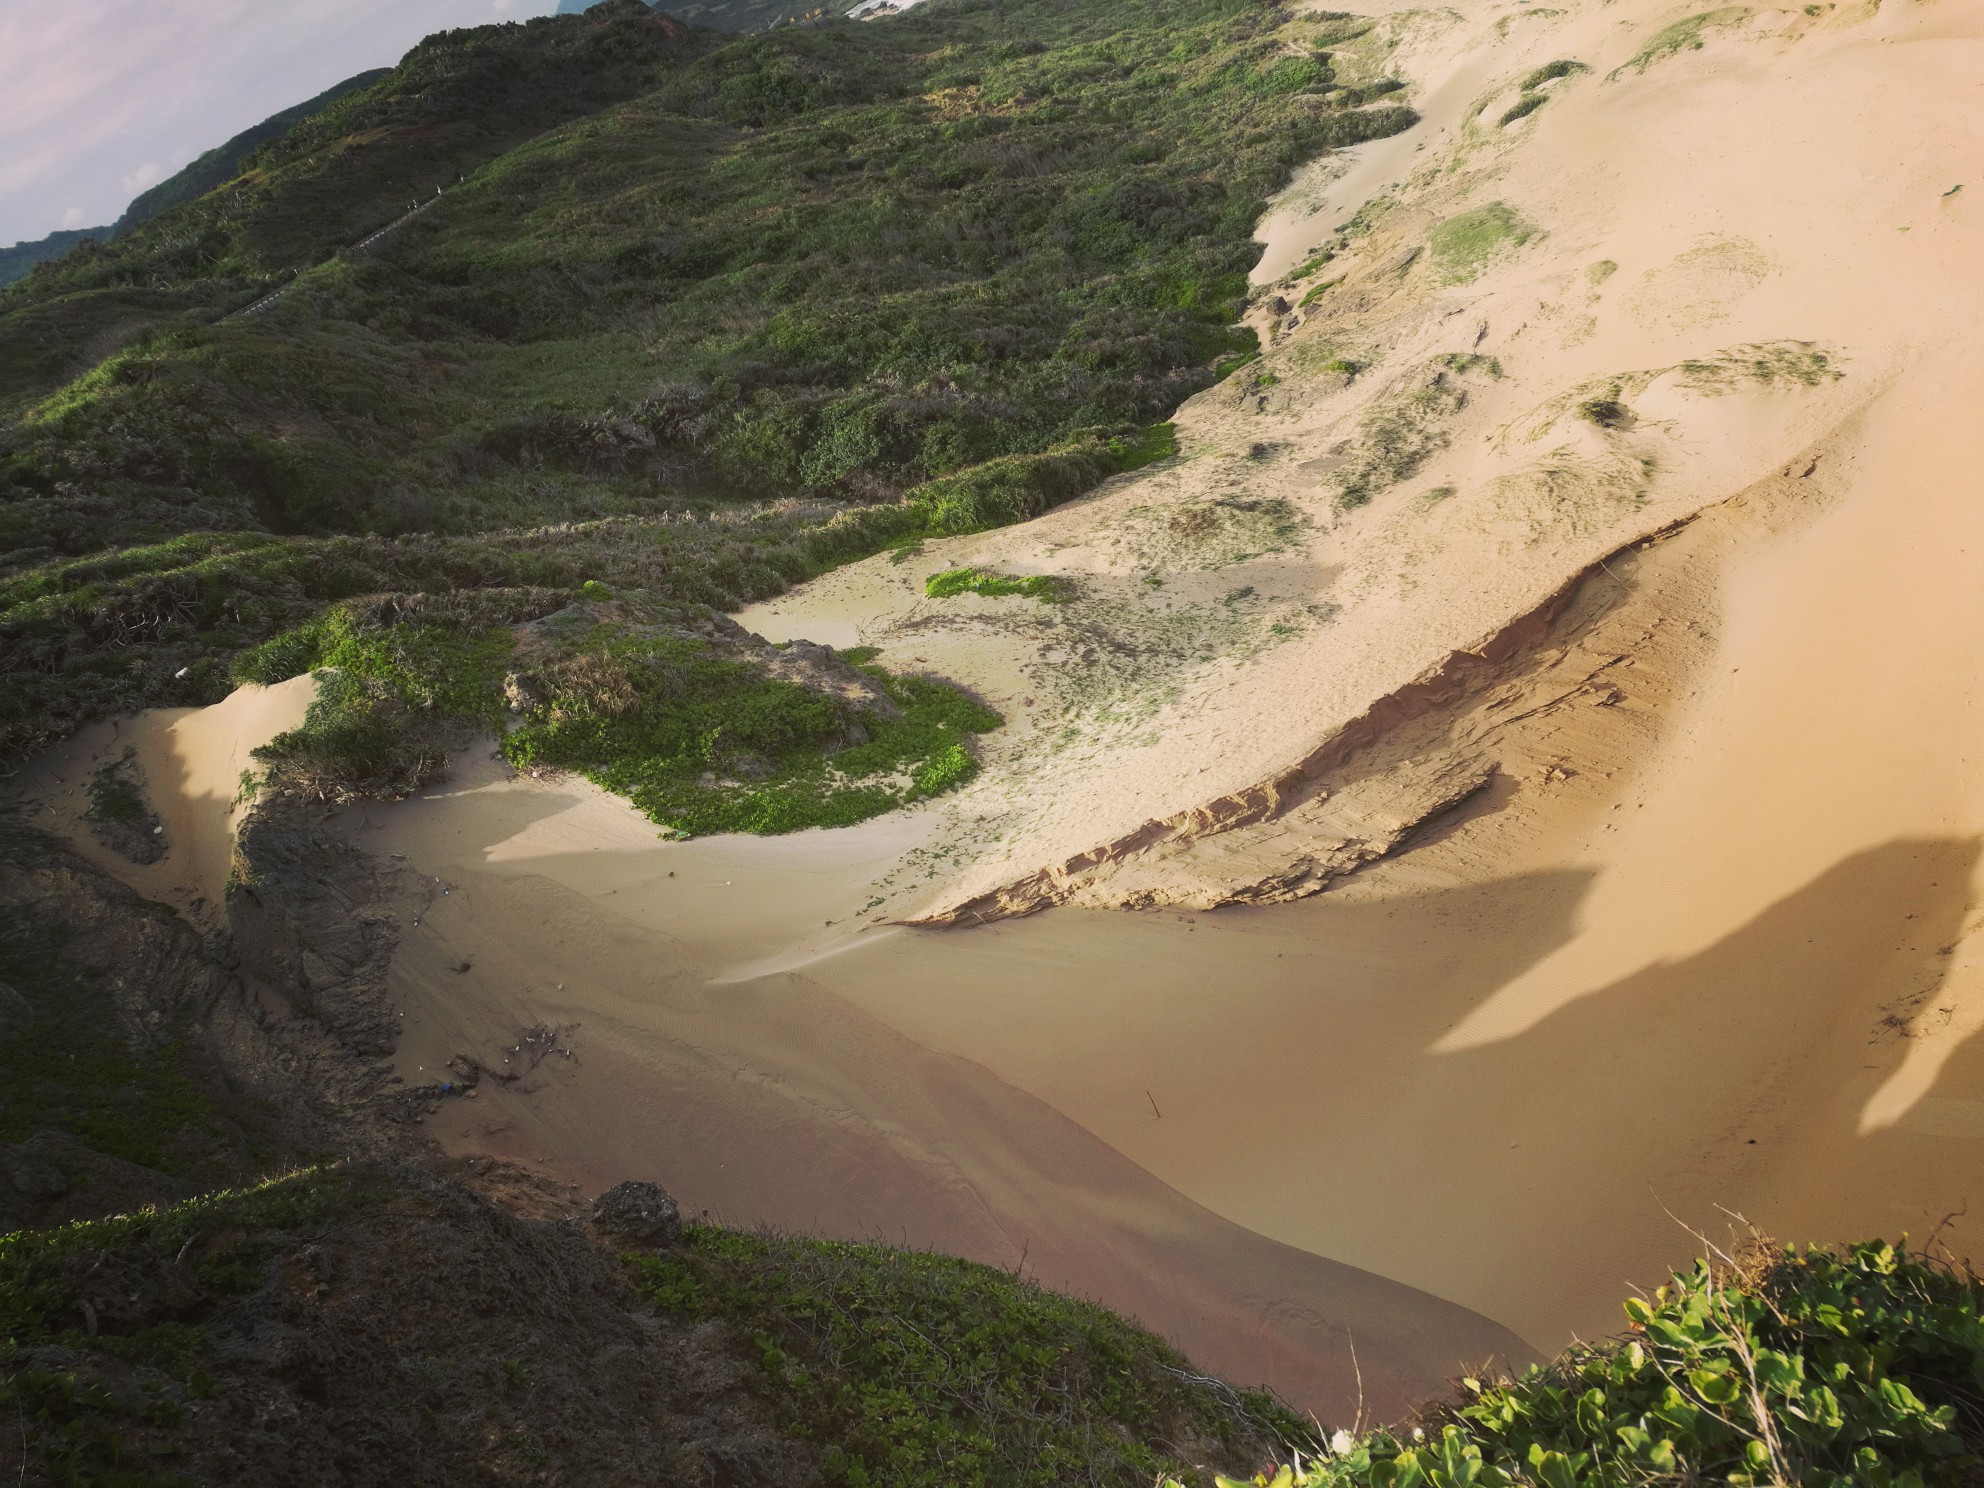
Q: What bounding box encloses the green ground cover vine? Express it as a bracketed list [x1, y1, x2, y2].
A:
[1179, 1240, 1984, 1488]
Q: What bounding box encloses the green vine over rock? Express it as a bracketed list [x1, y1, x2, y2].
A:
[1174, 1239, 1984, 1488]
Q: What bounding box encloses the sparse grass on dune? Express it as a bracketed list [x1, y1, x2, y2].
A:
[1609, 8, 1752, 78]
[1426, 202, 1536, 286]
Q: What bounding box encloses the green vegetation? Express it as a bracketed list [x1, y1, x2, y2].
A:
[1578, 395, 1632, 429]
[1675, 340, 1838, 393]
[1610, 8, 1752, 78]
[1426, 201, 1536, 285]
[1499, 93, 1548, 126]
[0, 71, 389, 291]
[1520, 59, 1589, 91]
[115, 70, 395, 239]
[925, 567, 1074, 602]
[1301, 277, 1343, 307]
[85, 758, 148, 823]
[501, 628, 1003, 836]
[1, 1169, 370, 1349]
[0, 1168, 381, 1484]
[234, 588, 999, 833]
[1173, 1240, 1984, 1488]
[635, 1225, 1306, 1487]
[0, 824, 222, 1176]
[0, 0, 1418, 804]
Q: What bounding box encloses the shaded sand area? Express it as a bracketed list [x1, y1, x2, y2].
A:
[10, 676, 316, 926]
[335, 764, 1533, 1418]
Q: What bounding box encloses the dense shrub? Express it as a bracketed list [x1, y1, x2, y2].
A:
[1188, 1241, 1984, 1488]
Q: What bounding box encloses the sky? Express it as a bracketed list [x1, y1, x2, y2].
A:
[0, 0, 565, 247]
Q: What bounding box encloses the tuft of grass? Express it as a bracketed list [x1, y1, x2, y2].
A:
[1499, 92, 1548, 125]
[1107, 421, 1181, 473]
[1333, 359, 1489, 509]
[1173, 1238, 1984, 1488]
[634, 1225, 1305, 1488]
[924, 568, 1073, 603]
[1579, 396, 1633, 429]
[1520, 58, 1590, 91]
[1426, 201, 1535, 285]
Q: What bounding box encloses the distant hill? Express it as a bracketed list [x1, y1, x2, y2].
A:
[0, 228, 106, 290]
[113, 69, 392, 235]
[0, 68, 389, 289]
[563, 0, 865, 32]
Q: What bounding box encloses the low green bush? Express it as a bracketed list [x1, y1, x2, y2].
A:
[1182, 1240, 1984, 1488]
[504, 645, 1002, 836]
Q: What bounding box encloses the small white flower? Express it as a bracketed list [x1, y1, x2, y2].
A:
[1329, 1430, 1356, 1455]
[1411, 1427, 1425, 1441]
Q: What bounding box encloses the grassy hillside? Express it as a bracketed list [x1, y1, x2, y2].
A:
[0, 0, 1415, 826]
[0, 69, 396, 294]
[0, 1164, 1304, 1486]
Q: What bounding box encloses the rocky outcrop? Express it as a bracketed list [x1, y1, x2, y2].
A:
[0, 814, 413, 1233]
[229, 807, 401, 1059]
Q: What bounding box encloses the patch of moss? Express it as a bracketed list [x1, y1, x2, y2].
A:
[1426, 202, 1536, 285]
[924, 568, 1073, 603]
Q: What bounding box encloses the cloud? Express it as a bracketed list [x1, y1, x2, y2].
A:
[0, 0, 560, 245]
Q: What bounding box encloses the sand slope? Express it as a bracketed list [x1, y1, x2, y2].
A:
[738, 0, 1984, 925]
[338, 762, 1535, 1418]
